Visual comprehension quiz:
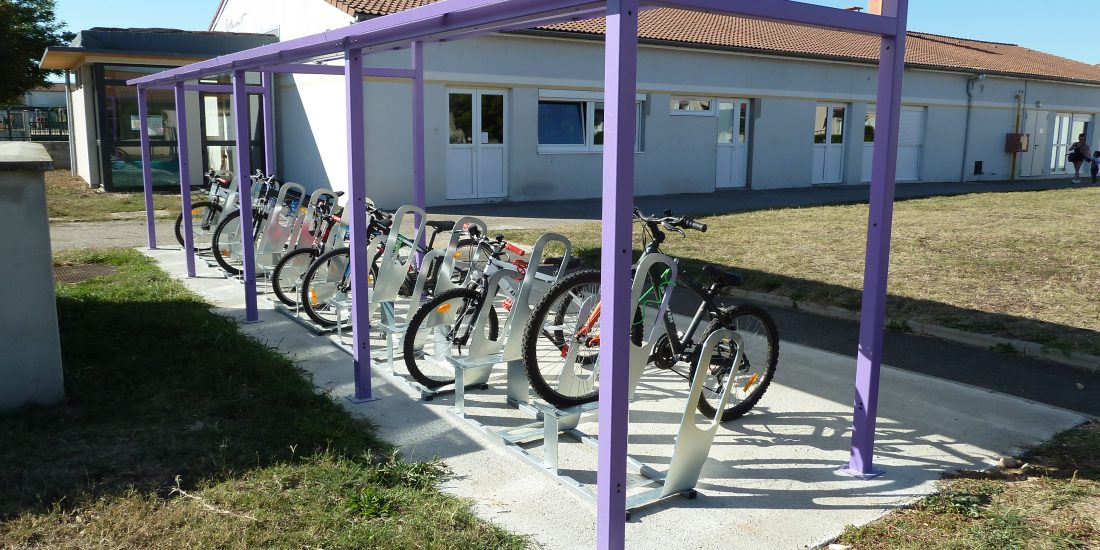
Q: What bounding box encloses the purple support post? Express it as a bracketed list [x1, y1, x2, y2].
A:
[174, 83, 196, 278]
[847, 0, 909, 477]
[411, 42, 427, 214]
[262, 72, 276, 175]
[136, 87, 157, 249]
[411, 41, 427, 266]
[345, 48, 375, 402]
[232, 70, 260, 322]
[596, 1, 638, 548]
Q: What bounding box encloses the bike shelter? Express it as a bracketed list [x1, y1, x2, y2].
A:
[130, 1, 913, 546]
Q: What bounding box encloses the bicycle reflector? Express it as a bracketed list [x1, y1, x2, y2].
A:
[454, 251, 462, 259]
[221, 248, 231, 257]
[436, 303, 452, 313]
[191, 208, 201, 215]
[310, 288, 318, 305]
[743, 373, 760, 393]
[503, 298, 513, 311]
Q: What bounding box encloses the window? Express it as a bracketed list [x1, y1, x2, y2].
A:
[864, 112, 876, 143]
[670, 97, 713, 115]
[814, 105, 846, 144]
[537, 99, 644, 153]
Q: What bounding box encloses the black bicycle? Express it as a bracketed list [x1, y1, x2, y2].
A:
[520, 208, 779, 422]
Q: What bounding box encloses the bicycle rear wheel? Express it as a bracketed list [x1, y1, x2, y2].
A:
[689, 305, 779, 422]
[402, 287, 499, 388]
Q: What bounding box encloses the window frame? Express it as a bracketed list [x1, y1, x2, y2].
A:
[669, 96, 715, 117]
[536, 90, 645, 154]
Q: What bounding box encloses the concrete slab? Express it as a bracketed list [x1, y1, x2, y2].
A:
[143, 247, 1087, 549]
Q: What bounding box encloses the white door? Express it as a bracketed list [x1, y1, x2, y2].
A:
[861, 106, 925, 182]
[812, 104, 846, 184]
[1050, 113, 1072, 174]
[1019, 110, 1048, 177]
[716, 99, 750, 188]
[446, 89, 508, 200]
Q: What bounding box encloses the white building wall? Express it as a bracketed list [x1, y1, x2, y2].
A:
[211, 0, 1100, 206]
[71, 65, 98, 186]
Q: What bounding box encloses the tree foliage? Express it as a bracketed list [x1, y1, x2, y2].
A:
[0, 0, 75, 105]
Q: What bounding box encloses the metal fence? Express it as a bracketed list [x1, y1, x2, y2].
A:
[0, 107, 69, 141]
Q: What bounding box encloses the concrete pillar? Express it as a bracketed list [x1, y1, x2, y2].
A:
[0, 142, 64, 413]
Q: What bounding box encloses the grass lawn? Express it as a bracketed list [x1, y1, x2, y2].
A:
[834, 421, 1100, 549]
[504, 187, 1100, 356]
[0, 248, 523, 549]
[46, 170, 188, 222]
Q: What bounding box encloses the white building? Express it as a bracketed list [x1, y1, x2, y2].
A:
[210, 0, 1100, 206]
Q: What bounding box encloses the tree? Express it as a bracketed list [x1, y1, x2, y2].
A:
[0, 0, 75, 105]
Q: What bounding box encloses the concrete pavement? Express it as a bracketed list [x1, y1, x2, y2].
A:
[144, 246, 1088, 549]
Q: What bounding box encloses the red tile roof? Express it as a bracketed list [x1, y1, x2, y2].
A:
[326, 0, 1100, 84]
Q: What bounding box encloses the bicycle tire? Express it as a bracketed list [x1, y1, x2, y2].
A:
[521, 269, 641, 409]
[689, 304, 779, 422]
[272, 246, 319, 307]
[211, 209, 244, 276]
[402, 287, 499, 388]
[174, 200, 222, 251]
[299, 247, 351, 327]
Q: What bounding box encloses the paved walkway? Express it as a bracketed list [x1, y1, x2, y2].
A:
[144, 247, 1087, 549]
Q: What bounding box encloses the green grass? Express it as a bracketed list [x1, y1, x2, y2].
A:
[835, 422, 1100, 549]
[0, 248, 524, 549]
[46, 170, 188, 221]
[504, 187, 1100, 356]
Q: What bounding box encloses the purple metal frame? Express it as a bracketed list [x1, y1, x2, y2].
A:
[232, 70, 260, 322]
[136, 87, 156, 249]
[128, 0, 910, 545]
[262, 72, 277, 175]
[345, 48, 375, 401]
[174, 83, 196, 278]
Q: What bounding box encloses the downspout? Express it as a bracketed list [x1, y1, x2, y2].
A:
[960, 73, 985, 182]
[64, 69, 76, 176]
[1011, 86, 1024, 180]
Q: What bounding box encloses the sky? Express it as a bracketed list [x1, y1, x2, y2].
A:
[51, 0, 1098, 65]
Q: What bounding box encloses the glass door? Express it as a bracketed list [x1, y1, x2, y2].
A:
[1050, 113, 1072, 174]
[94, 64, 180, 191]
[716, 99, 750, 189]
[812, 103, 846, 184]
[445, 89, 508, 200]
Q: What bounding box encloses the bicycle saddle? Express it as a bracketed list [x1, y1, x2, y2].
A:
[703, 265, 743, 287]
[425, 220, 456, 232]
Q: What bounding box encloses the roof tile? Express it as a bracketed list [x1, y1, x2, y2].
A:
[327, 1, 1100, 84]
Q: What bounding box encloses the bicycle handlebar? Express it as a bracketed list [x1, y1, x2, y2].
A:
[633, 207, 707, 233]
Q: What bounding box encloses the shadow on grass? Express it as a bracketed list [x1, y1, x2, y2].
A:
[566, 246, 1100, 357]
[0, 292, 385, 521]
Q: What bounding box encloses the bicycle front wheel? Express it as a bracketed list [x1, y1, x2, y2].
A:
[299, 247, 351, 327]
[211, 210, 244, 276]
[690, 305, 779, 422]
[272, 246, 319, 307]
[402, 287, 498, 388]
[175, 200, 222, 251]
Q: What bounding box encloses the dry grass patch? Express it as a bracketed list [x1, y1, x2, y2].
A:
[835, 421, 1100, 549]
[504, 187, 1100, 355]
[45, 170, 186, 222]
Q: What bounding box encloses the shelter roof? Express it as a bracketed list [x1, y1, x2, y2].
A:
[326, 0, 1100, 84]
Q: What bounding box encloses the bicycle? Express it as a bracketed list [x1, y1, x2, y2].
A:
[270, 191, 345, 307]
[210, 171, 301, 275]
[297, 212, 487, 328]
[401, 224, 532, 388]
[174, 169, 231, 251]
[519, 208, 779, 422]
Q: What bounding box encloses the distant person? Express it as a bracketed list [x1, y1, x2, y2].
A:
[1068, 133, 1090, 184]
[1091, 151, 1100, 184]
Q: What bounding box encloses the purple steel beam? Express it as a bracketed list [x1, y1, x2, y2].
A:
[232, 70, 260, 322]
[644, 0, 896, 37]
[596, 1, 638, 548]
[126, 0, 609, 87]
[266, 63, 416, 79]
[848, 0, 909, 477]
[136, 87, 157, 249]
[174, 83, 197, 278]
[412, 41, 427, 216]
[152, 84, 265, 94]
[262, 72, 276, 175]
[345, 48, 374, 401]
